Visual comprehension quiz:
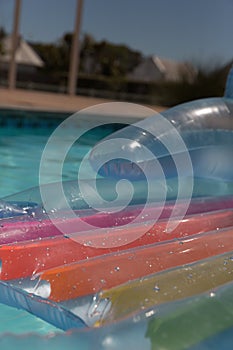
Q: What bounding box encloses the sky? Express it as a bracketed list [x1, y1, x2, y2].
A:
[1, 0, 233, 67]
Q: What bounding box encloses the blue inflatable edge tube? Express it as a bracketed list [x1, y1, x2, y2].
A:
[0, 281, 86, 331]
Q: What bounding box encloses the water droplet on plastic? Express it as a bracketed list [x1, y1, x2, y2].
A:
[154, 285, 160, 292]
[145, 309, 155, 318]
[85, 241, 93, 246]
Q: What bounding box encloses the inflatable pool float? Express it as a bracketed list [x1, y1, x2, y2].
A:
[98, 248, 233, 325]
[0, 67, 233, 349]
[89, 91, 233, 183]
[0, 254, 233, 349]
[0, 201, 233, 280]
[2, 194, 233, 245]
[1, 279, 233, 349]
[25, 223, 233, 302]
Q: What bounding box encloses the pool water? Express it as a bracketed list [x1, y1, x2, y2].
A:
[0, 118, 123, 198]
[0, 304, 62, 335]
[0, 128, 53, 196]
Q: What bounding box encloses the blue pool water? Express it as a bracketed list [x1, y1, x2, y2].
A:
[0, 109, 123, 198]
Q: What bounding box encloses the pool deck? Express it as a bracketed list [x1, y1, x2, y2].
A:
[0, 87, 165, 115]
